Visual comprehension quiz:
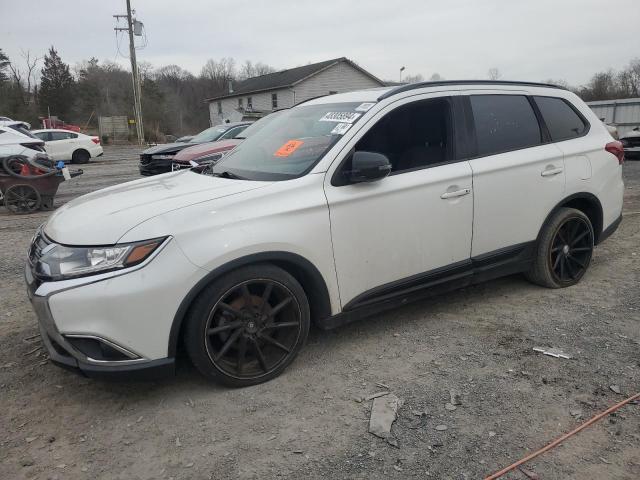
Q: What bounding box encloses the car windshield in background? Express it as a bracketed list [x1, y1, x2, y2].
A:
[233, 112, 283, 140]
[190, 126, 229, 143]
[209, 103, 364, 181]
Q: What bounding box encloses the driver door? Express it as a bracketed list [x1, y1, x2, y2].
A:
[324, 95, 474, 308]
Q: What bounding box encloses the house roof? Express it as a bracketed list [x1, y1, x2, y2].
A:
[205, 57, 384, 102]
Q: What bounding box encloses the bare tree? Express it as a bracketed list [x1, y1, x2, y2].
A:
[403, 73, 424, 84]
[488, 68, 502, 80]
[429, 73, 444, 81]
[7, 49, 41, 105]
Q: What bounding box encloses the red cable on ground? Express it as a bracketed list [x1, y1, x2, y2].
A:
[484, 392, 640, 480]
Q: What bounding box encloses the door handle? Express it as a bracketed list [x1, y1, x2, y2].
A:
[541, 167, 563, 177]
[440, 188, 471, 199]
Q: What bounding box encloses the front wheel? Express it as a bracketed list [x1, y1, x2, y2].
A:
[526, 207, 594, 288]
[184, 264, 310, 387]
[71, 149, 90, 164]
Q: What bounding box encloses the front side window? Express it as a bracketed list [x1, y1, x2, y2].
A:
[272, 93, 278, 109]
[470, 95, 541, 157]
[350, 98, 453, 174]
[534, 96, 587, 141]
[210, 102, 364, 181]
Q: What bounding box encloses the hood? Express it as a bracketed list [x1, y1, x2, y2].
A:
[44, 170, 271, 245]
[141, 141, 200, 156]
[173, 139, 242, 162]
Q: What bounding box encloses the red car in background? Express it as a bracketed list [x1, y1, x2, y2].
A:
[170, 111, 283, 171]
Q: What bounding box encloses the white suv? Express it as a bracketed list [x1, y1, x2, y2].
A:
[26, 81, 624, 386]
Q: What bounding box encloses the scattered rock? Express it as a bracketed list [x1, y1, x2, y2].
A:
[56, 464, 67, 469]
[20, 457, 34, 467]
[518, 467, 540, 479]
[369, 394, 399, 439]
[445, 403, 457, 411]
[386, 437, 399, 448]
[449, 390, 462, 406]
[25, 436, 38, 443]
[610, 385, 621, 394]
[569, 409, 582, 418]
[185, 462, 194, 468]
[435, 424, 448, 431]
[393, 465, 403, 471]
[175, 437, 182, 447]
[293, 449, 304, 454]
[488, 431, 496, 437]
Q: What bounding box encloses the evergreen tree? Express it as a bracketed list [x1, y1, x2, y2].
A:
[39, 46, 74, 118]
[0, 49, 10, 83]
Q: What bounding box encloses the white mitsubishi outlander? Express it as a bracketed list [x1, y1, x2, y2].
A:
[26, 81, 624, 386]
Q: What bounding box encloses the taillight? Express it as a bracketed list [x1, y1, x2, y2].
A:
[605, 141, 625, 165]
[91, 137, 100, 144]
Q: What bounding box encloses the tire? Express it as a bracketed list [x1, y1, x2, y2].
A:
[526, 207, 594, 288]
[4, 184, 41, 214]
[184, 264, 310, 387]
[71, 149, 90, 164]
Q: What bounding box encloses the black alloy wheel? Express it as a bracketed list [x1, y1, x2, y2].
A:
[185, 265, 310, 386]
[548, 216, 593, 284]
[526, 207, 594, 288]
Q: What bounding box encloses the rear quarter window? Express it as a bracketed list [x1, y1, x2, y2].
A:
[534, 96, 587, 141]
[470, 95, 542, 157]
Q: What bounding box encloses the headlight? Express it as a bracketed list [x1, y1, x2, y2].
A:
[34, 238, 166, 280]
[152, 154, 175, 160]
[195, 152, 224, 165]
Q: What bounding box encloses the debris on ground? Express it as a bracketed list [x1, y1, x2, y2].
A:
[610, 385, 621, 394]
[532, 347, 572, 359]
[445, 403, 457, 411]
[449, 390, 462, 406]
[435, 424, 448, 431]
[365, 391, 390, 401]
[368, 393, 399, 439]
[518, 467, 540, 479]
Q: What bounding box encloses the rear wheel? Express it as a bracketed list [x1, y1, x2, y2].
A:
[526, 207, 594, 288]
[71, 149, 90, 164]
[184, 264, 310, 387]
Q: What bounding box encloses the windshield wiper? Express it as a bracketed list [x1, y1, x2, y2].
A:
[211, 170, 245, 180]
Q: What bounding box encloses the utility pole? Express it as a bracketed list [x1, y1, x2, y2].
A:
[114, 0, 144, 145]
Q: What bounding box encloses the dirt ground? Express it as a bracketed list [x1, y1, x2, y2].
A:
[1, 146, 638, 480]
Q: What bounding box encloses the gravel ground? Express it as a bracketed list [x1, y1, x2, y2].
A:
[1, 146, 638, 480]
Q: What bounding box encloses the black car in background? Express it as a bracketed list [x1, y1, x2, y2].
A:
[138, 122, 251, 176]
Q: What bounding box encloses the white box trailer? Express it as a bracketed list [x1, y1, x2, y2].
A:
[587, 98, 640, 138]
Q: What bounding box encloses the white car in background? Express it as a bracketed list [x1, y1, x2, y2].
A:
[0, 121, 48, 160]
[31, 129, 103, 164]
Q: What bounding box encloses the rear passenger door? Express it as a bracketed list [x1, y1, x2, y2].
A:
[465, 93, 566, 257]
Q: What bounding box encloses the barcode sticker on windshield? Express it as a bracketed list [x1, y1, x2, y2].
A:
[355, 102, 375, 112]
[331, 123, 352, 135]
[319, 112, 361, 123]
[275, 140, 304, 157]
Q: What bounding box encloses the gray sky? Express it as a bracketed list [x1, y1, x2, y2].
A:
[2, 0, 639, 86]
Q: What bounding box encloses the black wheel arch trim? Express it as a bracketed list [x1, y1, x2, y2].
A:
[168, 251, 331, 357]
[539, 192, 604, 244]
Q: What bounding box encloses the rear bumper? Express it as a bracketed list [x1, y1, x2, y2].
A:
[598, 214, 622, 245]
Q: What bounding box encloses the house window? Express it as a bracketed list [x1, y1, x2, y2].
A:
[238, 98, 243, 109]
[217, 101, 222, 114]
[247, 97, 253, 110]
[272, 93, 278, 109]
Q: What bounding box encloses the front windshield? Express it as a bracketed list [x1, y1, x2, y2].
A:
[190, 126, 229, 143]
[209, 102, 365, 181]
[233, 111, 283, 140]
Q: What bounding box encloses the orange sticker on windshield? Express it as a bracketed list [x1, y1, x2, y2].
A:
[274, 140, 304, 157]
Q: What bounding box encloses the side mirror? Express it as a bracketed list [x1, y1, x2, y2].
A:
[346, 151, 392, 183]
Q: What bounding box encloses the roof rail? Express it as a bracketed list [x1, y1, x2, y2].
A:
[377, 80, 566, 101]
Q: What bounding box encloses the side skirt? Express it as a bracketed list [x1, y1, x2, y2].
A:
[316, 241, 535, 330]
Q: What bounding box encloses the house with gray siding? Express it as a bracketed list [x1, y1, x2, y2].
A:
[206, 57, 385, 126]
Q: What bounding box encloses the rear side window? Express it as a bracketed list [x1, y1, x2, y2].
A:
[534, 96, 587, 141]
[470, 95, 541, 157]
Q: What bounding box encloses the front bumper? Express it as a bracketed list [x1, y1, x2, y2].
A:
[27, 272, 175, 380]
[24, 234, 205, 381]
[139, 155, 173, 176]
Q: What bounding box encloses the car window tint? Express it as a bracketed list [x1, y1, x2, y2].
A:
[352, 98, 453, 174]
[534, 96, 587, 141]
[34, 132, 49, 141]
[50, 131, 72, 141]
[470, 95, 541, 156]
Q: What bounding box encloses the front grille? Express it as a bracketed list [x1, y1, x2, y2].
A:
[28, 229, 50, 266]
